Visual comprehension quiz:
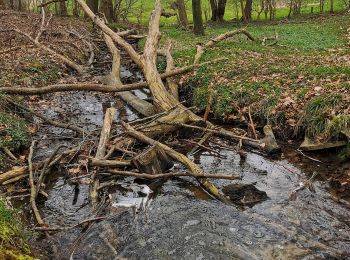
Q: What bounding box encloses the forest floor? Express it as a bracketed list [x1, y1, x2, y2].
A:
[0, 9, 350, 258]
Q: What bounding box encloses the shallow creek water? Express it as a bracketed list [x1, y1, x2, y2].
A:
[20, 64, 350, 259]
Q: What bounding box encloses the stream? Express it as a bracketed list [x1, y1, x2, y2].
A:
[17, 57, 350, 259]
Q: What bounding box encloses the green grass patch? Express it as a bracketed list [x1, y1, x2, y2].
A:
[297, 94, 344, 138]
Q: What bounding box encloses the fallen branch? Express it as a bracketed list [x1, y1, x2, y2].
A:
[89, 158, 131, 167]
[0, 58, 224, 95]
[91, 107, 116, 206]
[107, 169, 240, 180]
[28, 141, 44, 225]
[194, 28, 255, 64]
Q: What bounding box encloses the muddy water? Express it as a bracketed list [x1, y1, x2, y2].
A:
[25, 63, 350, 259]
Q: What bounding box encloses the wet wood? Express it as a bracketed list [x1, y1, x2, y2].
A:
[90, 158, 131, 167]
[133, 144, 173, 174]
[91, 107, 116, 206]
[122, 121, 231, 203]
[108, 169, 240, 180]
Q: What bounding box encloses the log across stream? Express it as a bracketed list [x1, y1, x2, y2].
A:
[10, 62, 349, 259]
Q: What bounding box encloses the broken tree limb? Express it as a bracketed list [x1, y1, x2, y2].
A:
[103, 33, 156, 117]
[0, 166, 28, 184]
[0, 58, 225, 95]
[107, 169, 240, 180]
[194, 28, 255, 64]
[28, 141, 44, 225]
[89, 158, 131, 167]
[158, 44, 179, 99]
[90, 107, 116, 206]
[121, 121, 231, 203]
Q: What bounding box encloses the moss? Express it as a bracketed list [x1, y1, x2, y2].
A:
[0, 112, 29, 151]
[0, 198, 34, 259]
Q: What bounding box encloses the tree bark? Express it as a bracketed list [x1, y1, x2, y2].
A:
[217, 0, 227, 21]
[243, 0, 253, 21]
[330, 0, 334, 13]
[192, 0, 204, 35]
[86, 0, 98, 14]
[99, 0, 114, 22]
[177, 0, 188, 27]
[209, 0, 218, 21]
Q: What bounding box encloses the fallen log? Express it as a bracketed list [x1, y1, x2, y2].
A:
[89, 158, 131, 167]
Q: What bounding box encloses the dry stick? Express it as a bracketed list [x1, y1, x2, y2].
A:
[91, 107, 116, 206]
[0, 58, 224, 95]
[0, 28, 84, 74]
[194, 28, 255, 64]
[158, 44, 178, 100]
[35, 145, 67, 196]
[2, 147, 17, 160]
[121, 121, 231, 203]
[107, 169, 239, 180]
[248, 106, 258, 139]
[90, 158, 130, 167]
[172, 123, 260, 143]
[1, 96, 86, 135]
[28, 141, 44, 225]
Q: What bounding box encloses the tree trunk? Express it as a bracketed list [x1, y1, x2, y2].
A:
[73, 0, 80, 16]
[99, 0, 113, 22]
[243, 0, 252, 21]
[330, 0, 334, 13]
[217, 0, 226, 21]
[209, 0, 218, 21]
[177, 0, 188, 27]
[192, 0, 204, 35]
[59, 0, 67, 15]
[240, 0, 246, 21]
[87, 0, 98, 14]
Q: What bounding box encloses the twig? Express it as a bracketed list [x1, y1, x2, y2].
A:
[2, 147, 17, 160]
[248, 106, 258, 139]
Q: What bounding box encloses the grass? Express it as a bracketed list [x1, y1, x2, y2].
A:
[0, 197, 34, 259]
